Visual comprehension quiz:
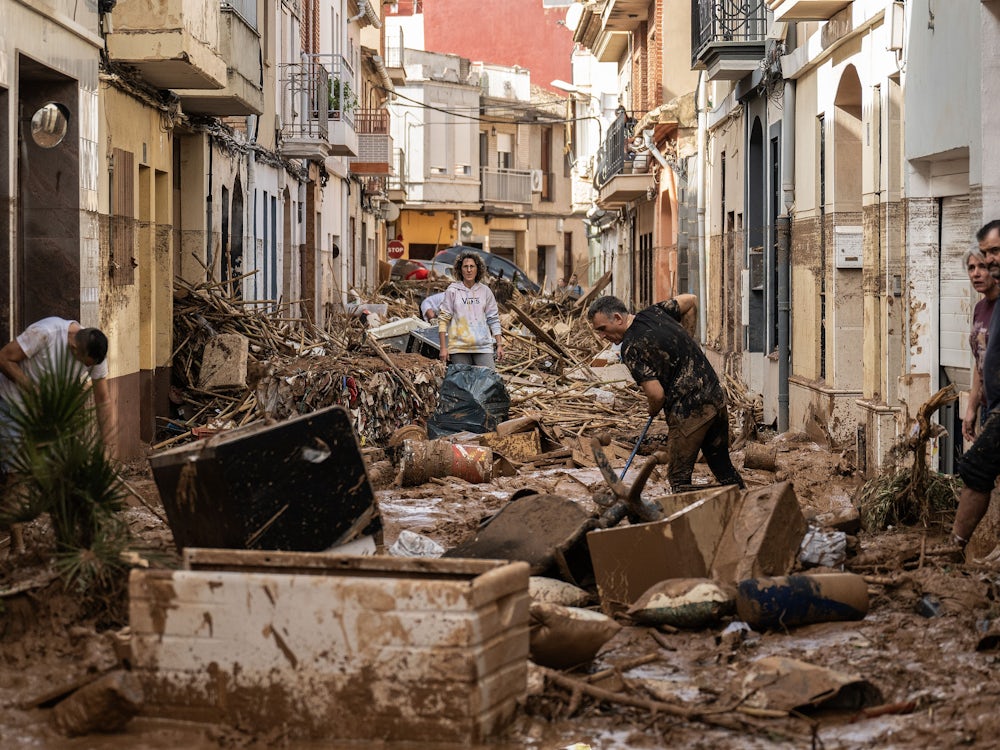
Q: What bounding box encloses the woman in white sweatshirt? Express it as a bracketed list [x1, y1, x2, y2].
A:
[437, 251, 504, 368]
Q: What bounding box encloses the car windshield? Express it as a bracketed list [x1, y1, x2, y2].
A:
[433, 247, 539, 294]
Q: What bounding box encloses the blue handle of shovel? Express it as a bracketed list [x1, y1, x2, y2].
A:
[620, 414, 655, 481]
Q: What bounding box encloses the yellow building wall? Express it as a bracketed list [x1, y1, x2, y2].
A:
[98, 83, 173, 455]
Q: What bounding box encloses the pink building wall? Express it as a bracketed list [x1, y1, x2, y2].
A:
[420, 0, 575, 93]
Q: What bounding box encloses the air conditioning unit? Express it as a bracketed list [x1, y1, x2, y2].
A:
[530, 169, 544, 192]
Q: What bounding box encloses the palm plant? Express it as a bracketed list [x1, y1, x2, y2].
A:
[0, 347, 130, 595]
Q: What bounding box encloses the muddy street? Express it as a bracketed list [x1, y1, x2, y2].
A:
[1, 280, 998, 749]
[3, 428, 999, 749]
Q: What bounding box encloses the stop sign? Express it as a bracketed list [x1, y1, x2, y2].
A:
[387, 239, 404, 259]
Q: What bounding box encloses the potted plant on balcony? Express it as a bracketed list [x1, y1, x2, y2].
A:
[329, 77, 358, 120]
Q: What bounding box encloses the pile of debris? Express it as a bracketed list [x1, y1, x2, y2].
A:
[121, 400, 891, 744]
[164, 279, 445, 448]
[255, 352, 443, 445]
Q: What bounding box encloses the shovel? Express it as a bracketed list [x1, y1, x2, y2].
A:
[620, 414, 655, 480]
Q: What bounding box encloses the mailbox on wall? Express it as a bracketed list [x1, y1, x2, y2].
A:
[835, 225, 864, 269]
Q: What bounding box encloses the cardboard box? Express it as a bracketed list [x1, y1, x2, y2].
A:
[587, 486, 741, 612]
[130, 550, 530, 743]
[712, 482, 808, 584]
[587, 482, 806, 612]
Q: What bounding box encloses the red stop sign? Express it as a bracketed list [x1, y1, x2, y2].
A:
[387, 240, 404, 259]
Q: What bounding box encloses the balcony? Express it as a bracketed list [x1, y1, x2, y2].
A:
[174, 3, 264, 115]
[594, 112, 653, 209]
[481, 167, 532, 206]
[387, 148, 408, 201]
[278, 57, 330, 161]
[106, 0, 227, 90]
[278, 54, 357, 161]
[349, 111, 394, 175]
[574, 0, 648, 63]
[384, 26, 407, 84]
[766, 0, 851, 21]
[325, 55, 359, 157]
[691, 0, 769, 81]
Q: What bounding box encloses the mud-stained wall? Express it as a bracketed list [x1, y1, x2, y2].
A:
[788, 375, 861, 448]
[904, 196, 939, 381]
[860, 198, 907, 406]
[175, 133, 210, 283]
[0, 0, 102, 338]
[790, 215, 823, 381]
[655, 166, 678, 302]
[825, 211, 864, 391]
[98, 84, 173, 456]
[704, 112, 744, 355]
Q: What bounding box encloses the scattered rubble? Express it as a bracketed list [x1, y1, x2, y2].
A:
[4, 281, 999, 748]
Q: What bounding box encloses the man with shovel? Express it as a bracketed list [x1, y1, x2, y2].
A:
[588, 295, 744, 493]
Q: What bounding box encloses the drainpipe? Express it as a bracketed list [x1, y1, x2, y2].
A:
[777, 78, 795, 433]
[246, 154, 256, 299]
[641, 129, 670, 170]
[206, 135, 214, 272]
[696, 72, 707, 342]
[348, 0, 368, 23]
[372, 54, 394, 96]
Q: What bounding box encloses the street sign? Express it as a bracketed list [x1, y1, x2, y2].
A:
[387, 239, 404, 259]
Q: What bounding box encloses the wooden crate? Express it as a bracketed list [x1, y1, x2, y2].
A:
[129, 550, 530, 742]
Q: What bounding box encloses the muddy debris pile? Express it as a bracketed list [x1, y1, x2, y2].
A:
[18, 278, 992, 747]
[165, 278, 447, 448]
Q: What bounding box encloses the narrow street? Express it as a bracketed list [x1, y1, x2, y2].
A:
[2, 278, 1000, 748]
[4, 0, 1000, 748]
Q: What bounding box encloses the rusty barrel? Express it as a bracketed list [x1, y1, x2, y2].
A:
[736, 573, 869, 630]
[743, 443, 778, 471]
[400, 439, 493, 486]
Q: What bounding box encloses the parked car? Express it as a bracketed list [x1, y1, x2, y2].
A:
[388, 258, 428, 280]
[389, 258, 457, 282]
[432, 246, 540, 295]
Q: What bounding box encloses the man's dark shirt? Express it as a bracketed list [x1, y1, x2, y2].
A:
[620, 300, 725, 419]
[983, 299, 1000, 412]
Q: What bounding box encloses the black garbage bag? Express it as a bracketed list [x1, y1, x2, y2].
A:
[427, 363, 510, 438]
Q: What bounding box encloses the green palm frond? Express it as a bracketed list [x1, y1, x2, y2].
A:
[3, 346, 131, 601]
[52, 515, 131, 594]
[5, 347, 95, 445]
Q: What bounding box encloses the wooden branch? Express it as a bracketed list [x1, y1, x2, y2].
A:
[541, 668, 806, 737]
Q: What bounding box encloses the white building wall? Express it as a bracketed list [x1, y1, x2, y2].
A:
[0, 0, 102, 328]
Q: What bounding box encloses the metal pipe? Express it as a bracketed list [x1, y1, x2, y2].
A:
[348, 0, 367, 23]
[620, 413, 655, 480]
[641, 129, 670, 170]
[777, 78, 796, 432]
[696, 71, 707, 342]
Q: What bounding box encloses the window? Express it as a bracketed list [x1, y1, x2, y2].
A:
[497, 132, 512, 169]
[541, 127, 553, 201]
[428, 101, 453, 175]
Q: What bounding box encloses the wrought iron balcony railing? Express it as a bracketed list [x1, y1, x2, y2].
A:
[594, 112, 636, 189]
[691, 0, 768, 68]
[279, 53, 356, 145]
[349, 110, 393, 174]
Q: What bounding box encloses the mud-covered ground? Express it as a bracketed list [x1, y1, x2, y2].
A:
[2, 431, 1000, 749]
